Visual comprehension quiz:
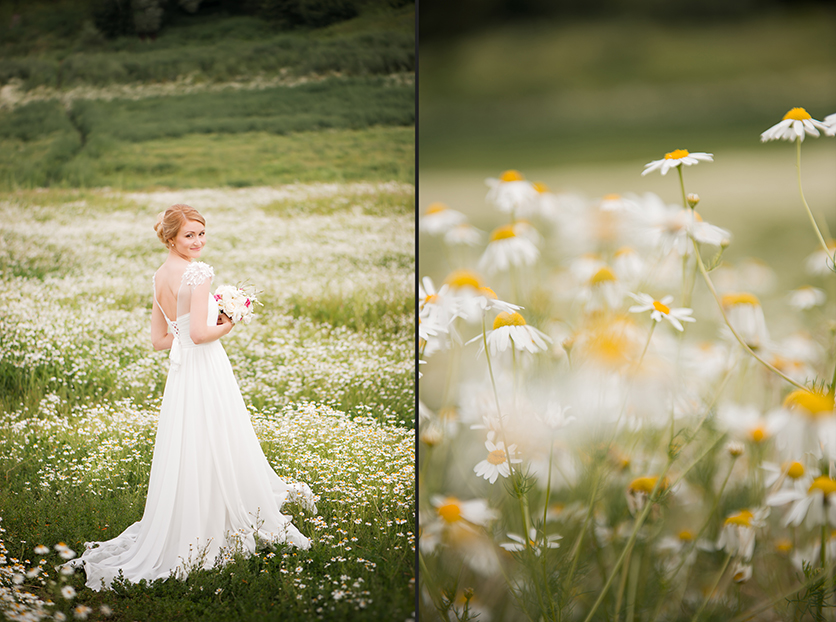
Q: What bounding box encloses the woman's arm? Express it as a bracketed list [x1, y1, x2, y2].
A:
[151, 297, 175, 351]
[190, 278, 233, 344]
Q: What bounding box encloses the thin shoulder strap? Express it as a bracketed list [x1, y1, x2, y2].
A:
[152, 272, 172, 324]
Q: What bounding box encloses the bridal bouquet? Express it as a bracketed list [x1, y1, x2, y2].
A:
[213, 284, 260, 324]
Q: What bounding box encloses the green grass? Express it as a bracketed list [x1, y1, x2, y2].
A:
[419, 10, 836, 170]
[0, 77, 415, 189]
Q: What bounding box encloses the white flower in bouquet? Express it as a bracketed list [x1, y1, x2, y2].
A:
[213, 284, 260, 325]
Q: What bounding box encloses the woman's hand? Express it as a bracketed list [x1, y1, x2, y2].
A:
[217, 312, 234, 334]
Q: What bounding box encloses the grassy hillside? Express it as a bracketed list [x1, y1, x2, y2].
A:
[0, 0, 415, 190]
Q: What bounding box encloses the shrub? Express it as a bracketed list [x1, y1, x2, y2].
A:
[92, 0, 135, 39]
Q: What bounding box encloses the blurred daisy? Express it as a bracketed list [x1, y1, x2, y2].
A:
[825, 112, 836, 133]
[731, 562, 753, 583]
[499, 527, 562, 555]
[613, 247, 645, 285]
[34, 545, 49, 555]
[762, 460, 807, 488]
[580, 266, 624, 310]
[805, 241, 836, 275]
[430, 495, 499, 527]
[789, 286, 825, 311]
[721, 293, 770, 350]
[420, 202, 467, 235]
[478, 224, 539, 274]
[599, 193, 639, 212]
[444, 222, 483, 247]
[767, 473, 836, 529]
[641, 149, 713, 176]
[760, 107, 832, 142]
[626, 475, 668, 515]
[717, 402, 784, 445]
[473, 311, 552, 357]
[628, 293, 695, 332]
[777, 389, 836, 460]
[474, 439, 522, 484]
[61, 585, 77, 599]
[716, 508, 768, 560]
[485, 170, 539, 215]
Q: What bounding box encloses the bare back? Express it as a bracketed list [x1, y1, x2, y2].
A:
[154, 259, 191, 321]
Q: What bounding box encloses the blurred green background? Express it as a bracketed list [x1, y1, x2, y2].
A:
[0, 0, 415, 189]
[419, 1, 836, 287]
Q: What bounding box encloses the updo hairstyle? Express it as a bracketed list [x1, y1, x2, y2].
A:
[153, 204, 206, 248]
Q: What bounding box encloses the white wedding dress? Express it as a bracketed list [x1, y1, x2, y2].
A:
[72, 262, 315, 591]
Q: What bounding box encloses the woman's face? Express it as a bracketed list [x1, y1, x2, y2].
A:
[170, 219, 206, 259]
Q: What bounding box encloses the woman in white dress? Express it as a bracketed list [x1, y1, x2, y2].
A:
[71, 204, 315, 590]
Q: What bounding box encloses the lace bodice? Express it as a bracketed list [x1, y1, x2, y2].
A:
[153, 262, 219, 368]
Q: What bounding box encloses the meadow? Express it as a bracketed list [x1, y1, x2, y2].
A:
[0, 182, 415, 621]
[418, 102, 836, 622]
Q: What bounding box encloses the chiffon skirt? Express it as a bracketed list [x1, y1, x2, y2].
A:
[73, 336, 311, 590]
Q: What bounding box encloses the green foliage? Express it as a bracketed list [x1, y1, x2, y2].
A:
[92, 0, 134, 39]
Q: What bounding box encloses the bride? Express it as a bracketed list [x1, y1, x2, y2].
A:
[71, 204, 315, 590]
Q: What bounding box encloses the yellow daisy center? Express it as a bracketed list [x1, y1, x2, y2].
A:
[721, 292, 760, 307]
[724, 509, 754, 527]
[784, 389, 835, 417]
[664, 149, 690, 160]
[532, 181, 549, 193]
[614, 247, 634, 258]
[809, 476, 836, 496]
[423, 293, 438, 305]
[775, 539, 793, 553]
[444, 270, 481, 289]
[487, 448, 507, 465]
[603, 193, 620, 201]
[750, 426, 767, 443]
[490, 225, 517, 242]
[500, 170, 524, 182]
[678, 530, 694, 542]
[652, 300, 670, 315]
[437, 499, 462, 523]
[783, 107, 812, 121]
[590, 266, 617, 285]
[786, 461, 805, 479]
[628, 476, 666, 494]
[478, 286, 498, 299]
[438, 406, 457, 421]
[426, 202, 448, 215]
[494, 312, 527, 329]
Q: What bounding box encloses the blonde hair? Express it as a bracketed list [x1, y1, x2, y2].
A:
[153, 204, 206, 247]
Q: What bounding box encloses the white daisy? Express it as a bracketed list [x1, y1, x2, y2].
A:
[760, 107, 832, 142]
[478, 311, 552, 357]
[789, 286, 826, 311]
[720, 293, 770, 350]
[474, 439, 522, 484]
[641, 149, 713, 176]
[485, 170, 540, 215]
[61, 585, 77, 599]
[628, 293, 695, 332]
[599, 193, 639, 212]
[419, 202, 467, 235]
[499, 527, 562, 555]
[430, 495, 499, 527]
[767, 474, 836, 529]
[444, 222, 483, 247]
[716, 508, 768, 560]
[626, 475, 669, 516]
[34, 545, 49, 555]
[805, 242, 836, 275]
[478, 223, 539, 274]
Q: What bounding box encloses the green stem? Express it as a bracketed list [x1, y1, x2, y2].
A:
[626, 548, 641, 622]
[614, 541, 634, 622]
[669, 456, 738, 583]
[690, 553, 732, 622]
[796, 137, 832, 257]
[565, 467, 601, 591]
[417, 551, 452, 622]
[582, 458, 673, 622]
[677, 165, 688, 209]
[692, 239, 806, 390]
